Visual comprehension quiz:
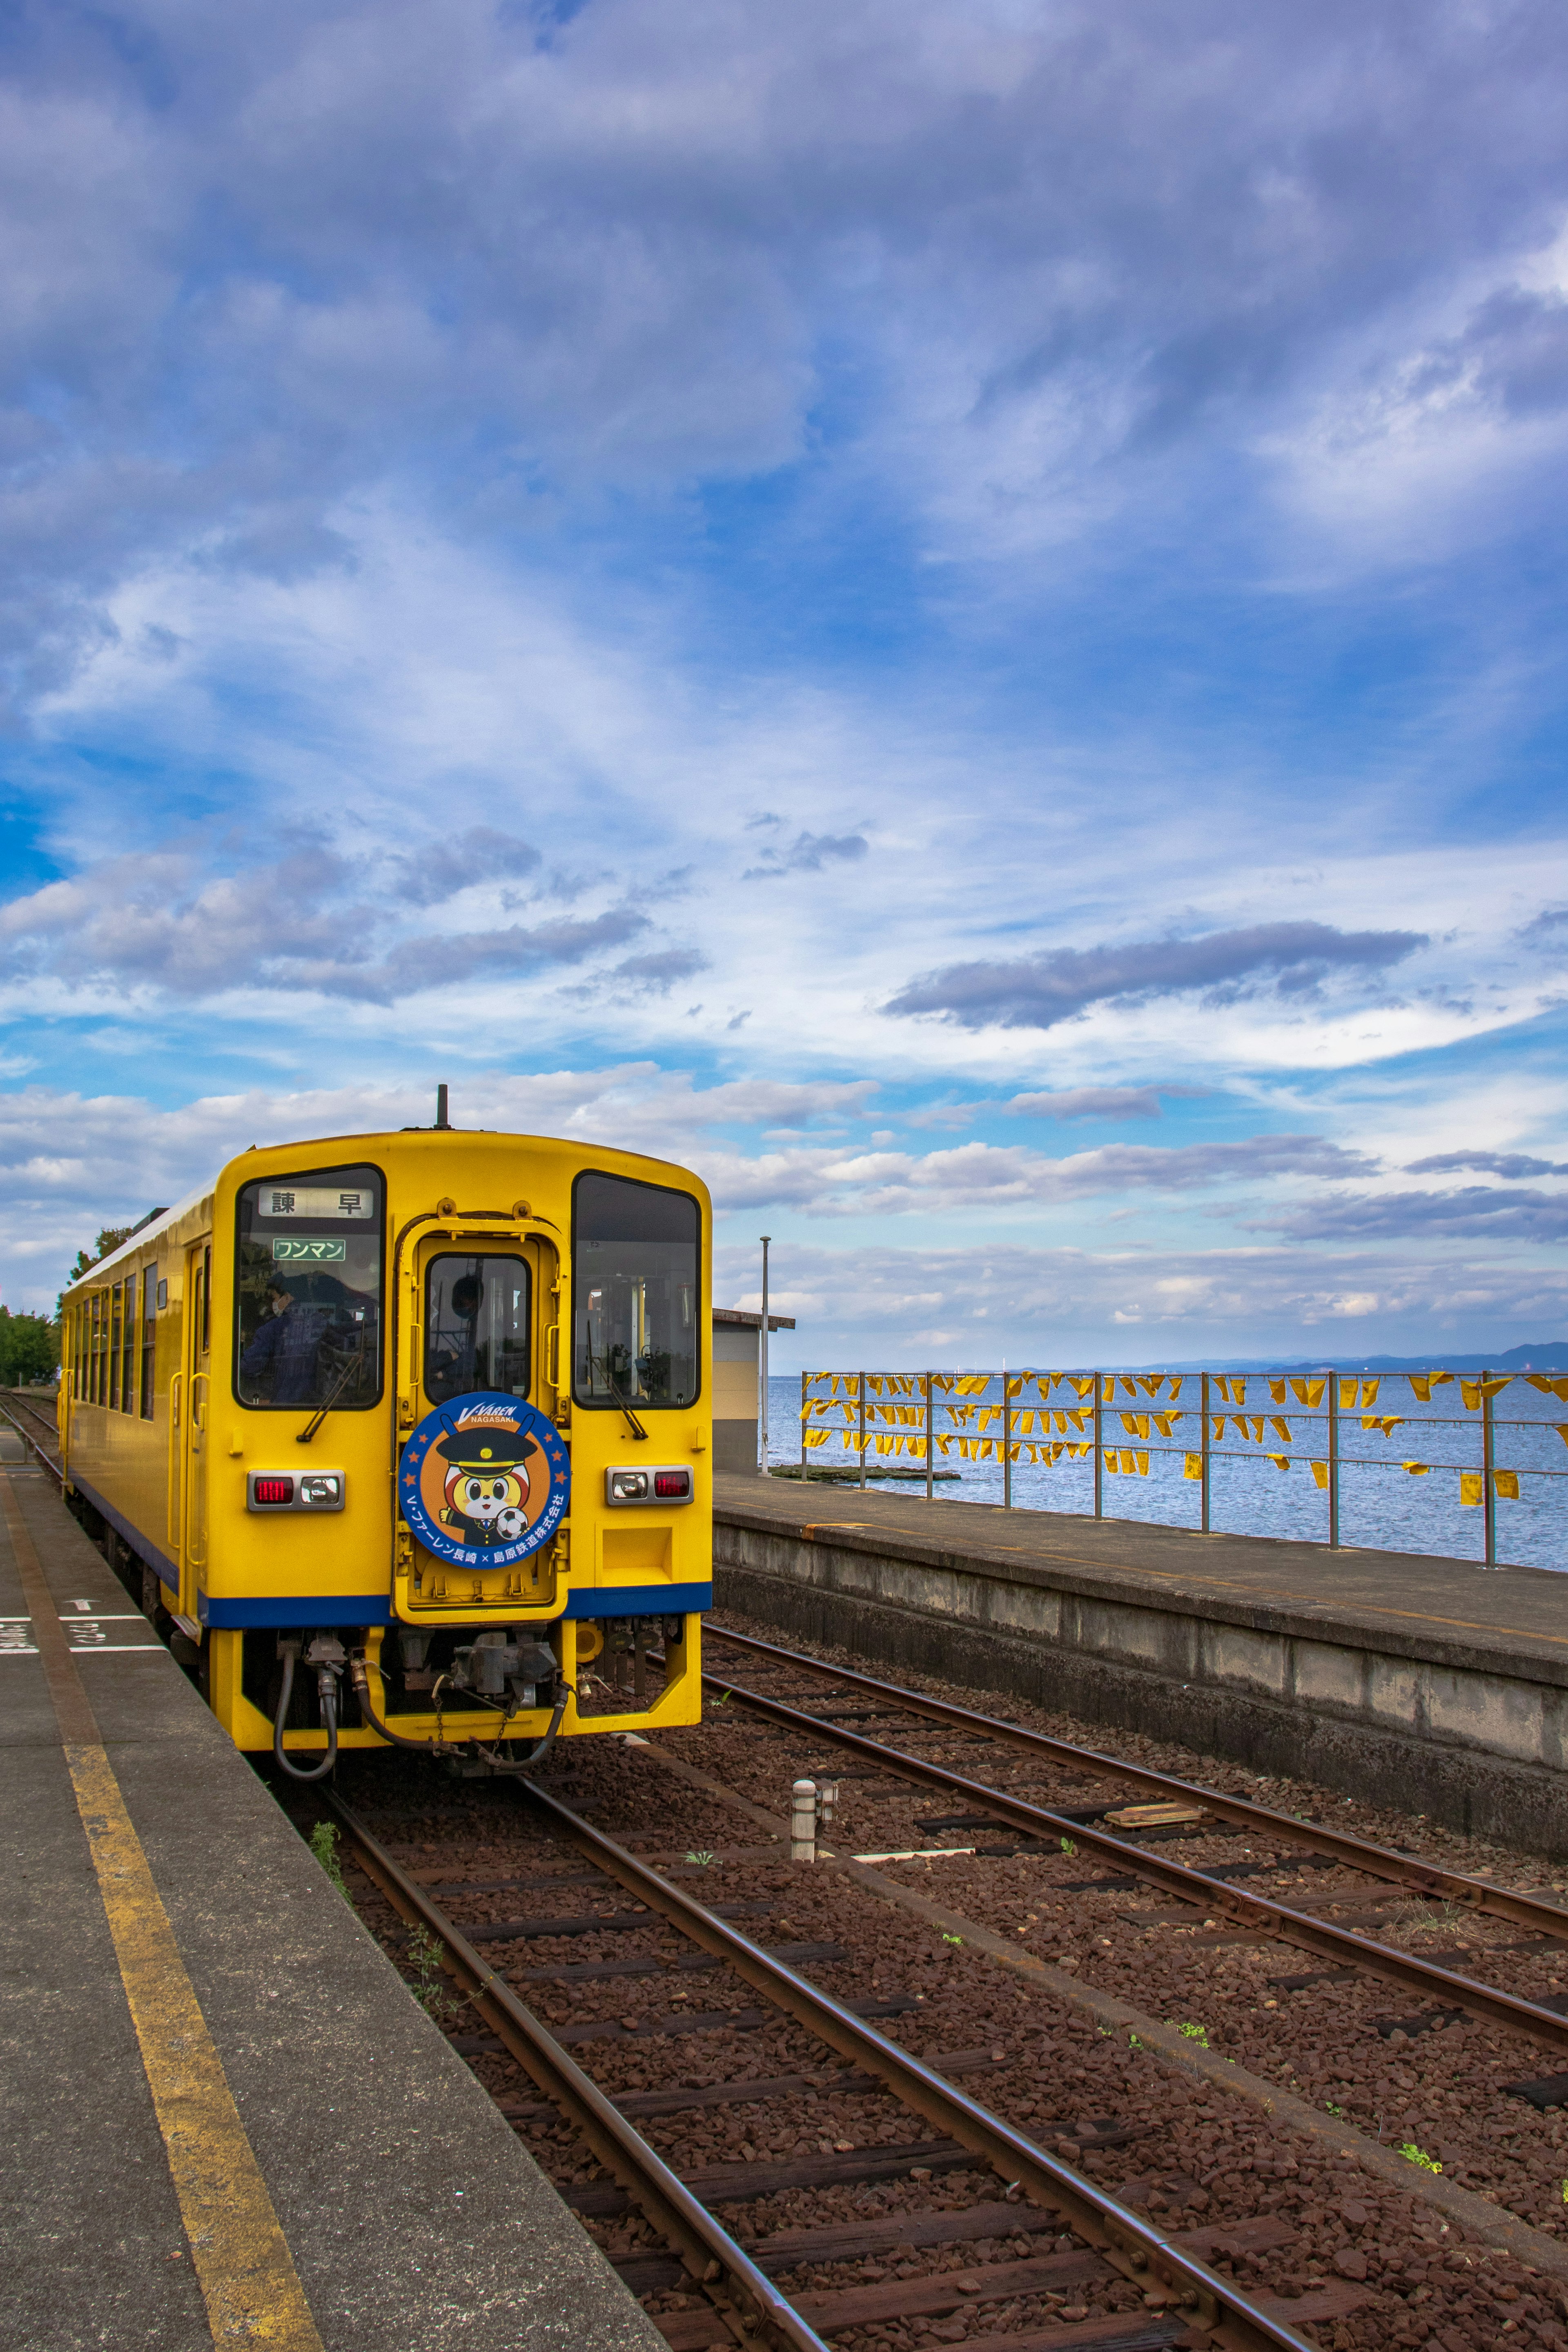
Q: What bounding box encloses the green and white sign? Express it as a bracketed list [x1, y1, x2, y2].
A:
[272, 1237, 347, 1263]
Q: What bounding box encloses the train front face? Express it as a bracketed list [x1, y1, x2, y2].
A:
[204, 1129, 711, 1766]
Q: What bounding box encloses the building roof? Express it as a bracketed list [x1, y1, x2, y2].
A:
[713, 1307, 796, 1331]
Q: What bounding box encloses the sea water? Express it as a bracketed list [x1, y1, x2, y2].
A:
[760, 1373, 1568, 1574]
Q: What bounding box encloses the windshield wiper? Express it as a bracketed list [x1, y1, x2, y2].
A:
[296, 1347, 364, 1444]
[605, 1369, 648, 1441]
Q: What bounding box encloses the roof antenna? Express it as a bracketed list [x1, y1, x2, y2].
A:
[435, 1082, 450, 1129]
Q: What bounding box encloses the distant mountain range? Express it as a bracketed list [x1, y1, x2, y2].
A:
[1146, 1343, 1568, 1374]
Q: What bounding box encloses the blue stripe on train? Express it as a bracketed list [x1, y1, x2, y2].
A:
[565, 1582, 712, 1619]
[199, 1593, 396, 1628]
[69, 1473, 181, 1590]
[195, 1581, 713, 1629]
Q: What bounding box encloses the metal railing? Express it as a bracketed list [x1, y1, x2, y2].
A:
[795, 1367, 1568, 1567]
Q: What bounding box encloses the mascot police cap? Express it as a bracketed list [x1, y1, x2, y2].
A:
[434, 1411, 540, 1471]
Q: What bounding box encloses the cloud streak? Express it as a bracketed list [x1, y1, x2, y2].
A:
[885, 922, 1429, 1032]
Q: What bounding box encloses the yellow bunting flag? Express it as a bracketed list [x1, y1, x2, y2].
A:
[1153, 1412, 1180, 1437]
[1361, 1414, 1404, 1436]
[1168, 1377, 1184, 1401]
[1184, 1452, 1203, 1480]
[1494, 1470, 1520, 1501]
[1409, 1376, 1432, 1402]
[1231, 1377, 1247, 1406]
[1555, 1424, 1568, 1449]
[802, 1429, 827, 1448]
[1461, 1381, 1481, 1411]
[1360, 1379, 1380, 1407]
[1247, 1417, 1265, 1443]
[1138, 1375, 1163, 1397]
[1268, 1454, 1289, 1471]
[1290, 1377, 1325, 1408]
[1268, 1378, 1286, 1405]
[1526, 1375, 1568, 1401]
[1269, 1416, 1292, 1443]
[1460, 1472, 1484, 1507]
[1402, 1461, 1430, 1477]
[1211, 1416, 1226, 1442]
[1311, 1461, 1330, 1490]
[1339, 1379, 1357, 1409]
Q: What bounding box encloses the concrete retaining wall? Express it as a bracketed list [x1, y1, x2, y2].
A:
[713, 1514, 1568, 1857]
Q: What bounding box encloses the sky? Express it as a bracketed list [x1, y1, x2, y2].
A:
[2, 0, 1568, 1369]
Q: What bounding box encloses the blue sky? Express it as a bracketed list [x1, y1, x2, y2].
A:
[3, 0, 1568, 1367]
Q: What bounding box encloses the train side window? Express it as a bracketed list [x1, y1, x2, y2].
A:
[423, 1254, 530, 1405]
[109, 1282, 122, 1412]
[234, 1162, 384, 1411]
[122, 1276, 138, 1410]
[140, 1268, 156, 1417]
[572, 1170, 699, 1411]
[201, 1244, 211, 1356]
[91, 1292, 103, 1405]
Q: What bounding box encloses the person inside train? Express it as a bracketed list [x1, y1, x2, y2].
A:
[240, 1272, 367, 1406]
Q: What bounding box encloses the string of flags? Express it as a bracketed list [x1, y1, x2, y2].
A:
[797, 1365, 1564, 1501]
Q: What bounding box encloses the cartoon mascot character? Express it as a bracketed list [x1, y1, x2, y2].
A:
[434, 1414, 540, 1548]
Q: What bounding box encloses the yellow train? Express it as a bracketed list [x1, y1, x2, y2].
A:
[57, 1109, 710, 1778]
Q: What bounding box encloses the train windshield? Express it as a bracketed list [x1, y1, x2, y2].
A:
[234, 1163, 383, 1411]
[424, 1253, 530, 1404]
[573, 1171, 699, 1410]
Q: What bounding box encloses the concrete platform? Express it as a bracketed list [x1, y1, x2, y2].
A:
[714, 1472, 1568, 1856]
[0, 1441, 662, 2352]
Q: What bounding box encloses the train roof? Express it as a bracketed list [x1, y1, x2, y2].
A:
[58, 1127, 709, 1300]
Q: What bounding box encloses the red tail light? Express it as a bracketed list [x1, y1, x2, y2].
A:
[654, 1470, 690, 1499]
[254, 1476, 294, 1506]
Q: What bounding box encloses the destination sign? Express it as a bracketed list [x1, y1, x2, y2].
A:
[261, 1186, 372, 1220]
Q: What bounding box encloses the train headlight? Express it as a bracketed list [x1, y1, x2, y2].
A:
[247, 1470, 345, 1512]
[604, 1465, 692, 1507]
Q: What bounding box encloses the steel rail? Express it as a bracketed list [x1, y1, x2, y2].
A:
[517, 1775, 1316, 2352]
[324, 1792, 832, 2352]
[699, 1664, 1568, 2062]
[705, 1622, 1568, 1944]
[0, 1395, 64, 1487]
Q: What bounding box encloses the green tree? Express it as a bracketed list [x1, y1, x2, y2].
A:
[65, 1227, 135, 1288]
[0, 1307, 59, 1386]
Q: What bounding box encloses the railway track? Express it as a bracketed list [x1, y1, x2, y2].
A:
[329, 1780, 1323, 2352]
[0, 1391, 64, 1484]
[697, 1626, 1568, 2066]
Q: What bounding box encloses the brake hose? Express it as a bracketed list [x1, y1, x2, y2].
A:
[350, 1651, 570, 1768]
[469, 1684, 571, 1772]
[272, 1648, 339, 1783]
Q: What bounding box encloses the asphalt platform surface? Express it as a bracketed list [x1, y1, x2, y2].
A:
[0, 1428, 661, 2352]
[715, 1469, 1568, 1677]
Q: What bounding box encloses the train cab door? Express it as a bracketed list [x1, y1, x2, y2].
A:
[174, 1238, 212, 1613]
[394, 1217, 563, 1616]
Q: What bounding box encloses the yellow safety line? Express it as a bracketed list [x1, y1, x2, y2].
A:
[0, 1472, 324, 2350]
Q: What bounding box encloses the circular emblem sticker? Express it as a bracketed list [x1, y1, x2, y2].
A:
[399, 1392, 570, 1569]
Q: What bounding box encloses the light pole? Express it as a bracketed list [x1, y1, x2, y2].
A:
[759, 1236, 771, 1475]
